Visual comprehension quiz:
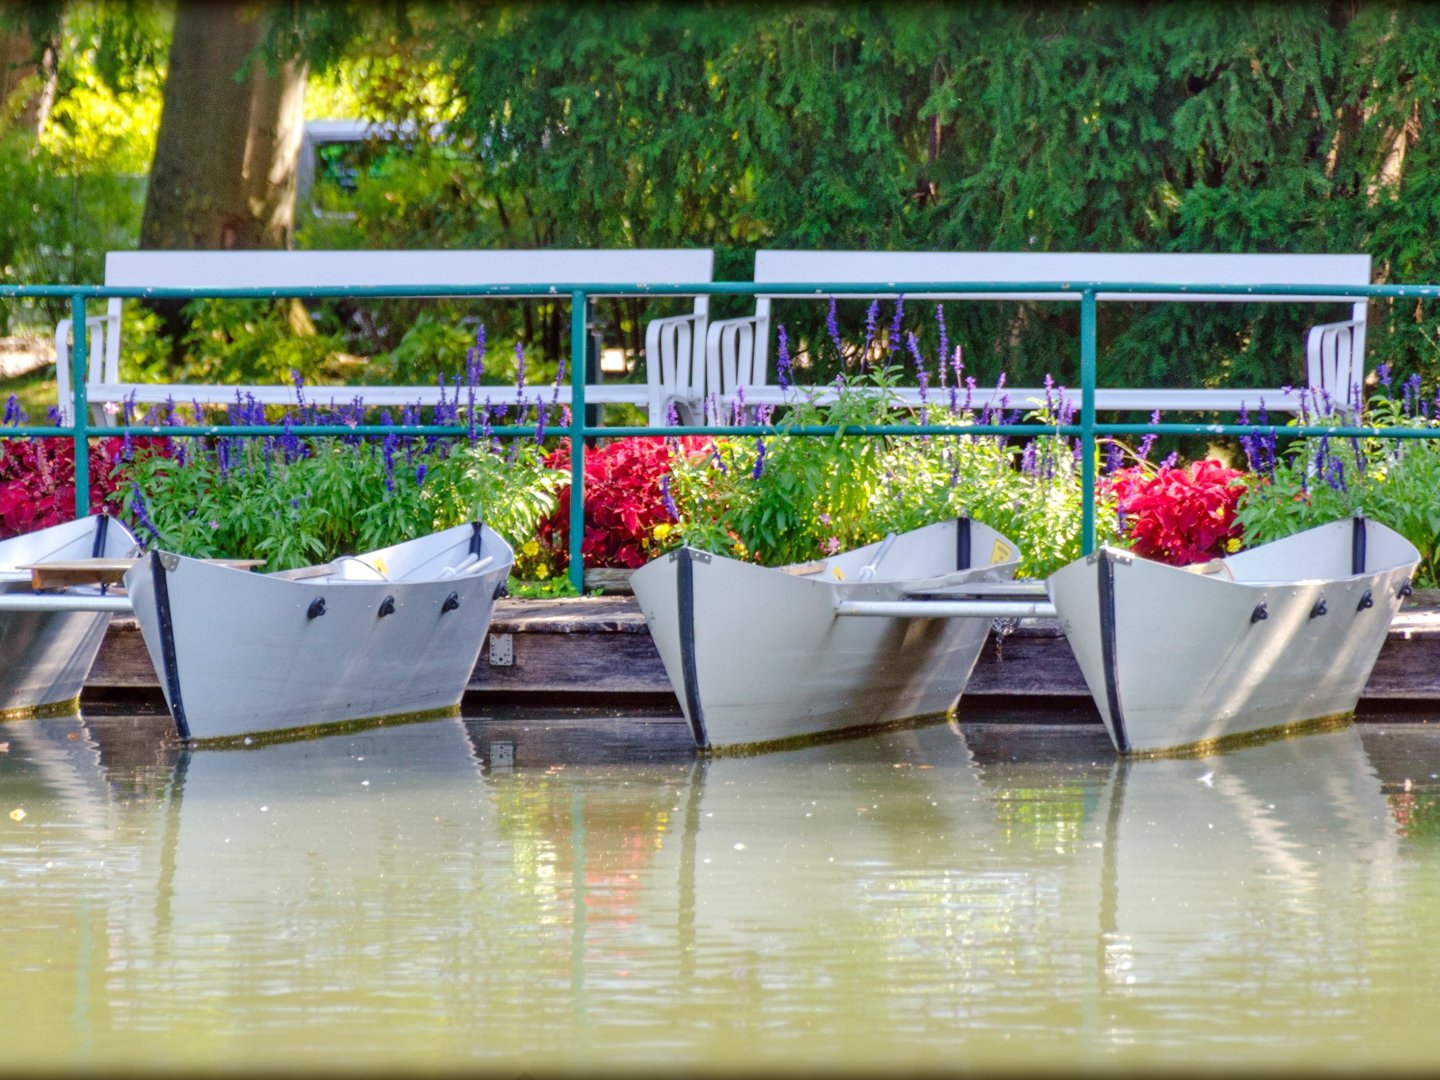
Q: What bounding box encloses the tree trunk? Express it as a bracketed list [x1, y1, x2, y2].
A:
[139, 0, 307, 252]
[0, 17, 58, 135]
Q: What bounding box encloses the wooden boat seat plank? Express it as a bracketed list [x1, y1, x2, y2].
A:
[268, 563, 337, 581]
[20, 558, 265, 589]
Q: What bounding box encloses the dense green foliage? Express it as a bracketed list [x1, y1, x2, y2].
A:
[12, 2, 1440, 421]
[441, 1, 1440, 386]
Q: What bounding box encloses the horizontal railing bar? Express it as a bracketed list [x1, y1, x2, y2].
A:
[4, 421, 1440, 440]
[5, 280, 1439, 301]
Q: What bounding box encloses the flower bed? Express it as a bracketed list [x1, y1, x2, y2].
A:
[5, 310, 1440, 590]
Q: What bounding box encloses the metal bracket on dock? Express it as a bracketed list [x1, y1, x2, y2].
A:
[488, 740, 515, 769]
[488, 632, 514, 666]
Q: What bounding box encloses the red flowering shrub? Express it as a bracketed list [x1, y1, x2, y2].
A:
[1108, 459, 1247, 565]
[0, 437, 167, 540]
[535, 436, 710, 572]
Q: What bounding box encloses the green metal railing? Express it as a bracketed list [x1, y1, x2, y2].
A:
[7, 278, 1440, 592]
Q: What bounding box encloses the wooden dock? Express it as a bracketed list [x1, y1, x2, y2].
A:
[81, 595, 1440, 718]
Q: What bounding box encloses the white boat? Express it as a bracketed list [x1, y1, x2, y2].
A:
[1045, 517, 1420, 756]
[122, 521, 514, 742]
[630, 518, 1020, 752]
[0, 514, 140, 715]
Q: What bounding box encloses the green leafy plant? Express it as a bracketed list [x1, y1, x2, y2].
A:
[1234, 372, 1440, 586]
[665, 366, 1125, 579]
[111, 362, 569, 577]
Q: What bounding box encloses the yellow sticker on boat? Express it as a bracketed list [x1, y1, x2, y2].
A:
[373, 558, 387, 575]
[991, 541, 1014, 565]
[832, 567, 845, 580]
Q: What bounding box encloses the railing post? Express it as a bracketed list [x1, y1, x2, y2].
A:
[568, 290, 588, 593]
[70, 292, 90, 519]
[1080, 289, 1097, 556]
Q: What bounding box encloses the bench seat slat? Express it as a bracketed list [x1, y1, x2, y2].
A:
[728, 384, 1308, 415]
[86, 382, 654, 411]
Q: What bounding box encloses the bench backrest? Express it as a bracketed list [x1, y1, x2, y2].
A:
[105, 248, 715, 292]
[66, 248, 715, 400]
[751, 250, 1371, 303]
[708, 250, 1372, 405]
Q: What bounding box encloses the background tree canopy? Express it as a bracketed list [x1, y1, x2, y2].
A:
[6, 0, 1440, 395]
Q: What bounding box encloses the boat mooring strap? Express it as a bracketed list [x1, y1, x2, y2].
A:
[91, 515, 108, 559]
[1097, 550, 1130, 754]
[1353, 516, 1367, 576]
[675, 549, 710, 750]
[956, 517, 971, 571]
[150, 550, 191, 741]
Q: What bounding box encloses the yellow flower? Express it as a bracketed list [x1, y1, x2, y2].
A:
[653, 523, 672, 541]
[1225, 538, 1241, 553]
[535, 563, 550, 580]
[523, 539, 540, 557]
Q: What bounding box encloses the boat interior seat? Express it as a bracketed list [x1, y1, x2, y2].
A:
[330, 556, 389, 582]
[1183, 559, 1235, 581]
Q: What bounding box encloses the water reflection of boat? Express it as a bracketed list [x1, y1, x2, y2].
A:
[631, 518, 1020, 753]
[0, 708, 1423, 1068]
[1046, 518, 1420, 755]
[1, 515, 140, 715]
[0, 709, 116, 823]
[970, 722, 1400, 994]
[474, 719, 1003, 962]
[122, 522, 513, 742]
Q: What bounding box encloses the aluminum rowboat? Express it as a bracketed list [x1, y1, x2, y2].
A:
[631, 517, 1020, 752]
[123, 521, 514, 742]
[1045, 517, 1420, 756]
[0, 515, 140, 715]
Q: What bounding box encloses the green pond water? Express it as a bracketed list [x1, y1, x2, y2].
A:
[3, 708, 1440, 1074]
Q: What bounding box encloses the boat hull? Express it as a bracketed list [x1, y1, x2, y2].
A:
[123, 522, 513, 741]
[0, 516, 140, 714]
[631, 518, 1019, 752]
[1046, 518, 1420, 755]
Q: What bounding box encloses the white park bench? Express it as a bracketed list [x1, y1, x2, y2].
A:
[55, 248, 714, 426]
[704, 251, 1372, 420]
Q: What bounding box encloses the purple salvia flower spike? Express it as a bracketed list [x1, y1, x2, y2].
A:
[825, 296, 843, 360]
[776, 326, 792, 391]
[935, 304, 948, 379]
[888, 296, 905, 355]
[861, 300, 880, 371]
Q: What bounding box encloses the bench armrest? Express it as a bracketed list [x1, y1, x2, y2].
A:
[1306, 317, 1366, 412]
[53, 313, 116, 423]
[644, 312, 709, 424]
[705, 314, 771, 408]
